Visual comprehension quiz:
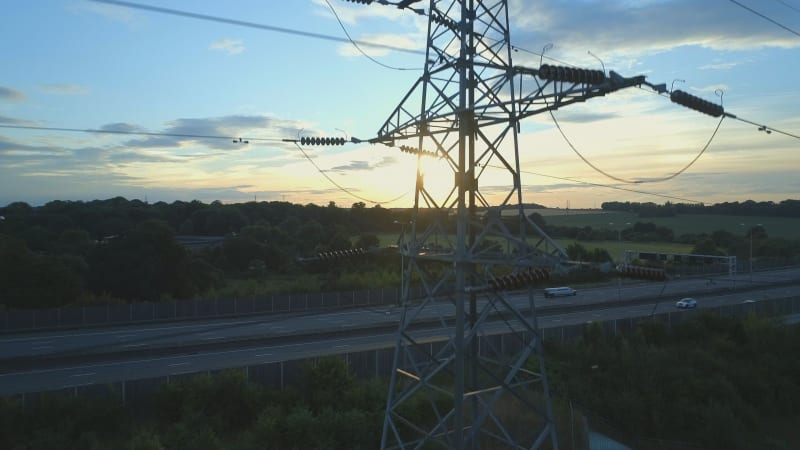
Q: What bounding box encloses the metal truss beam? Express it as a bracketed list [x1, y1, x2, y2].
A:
[379, 1, 658, 448]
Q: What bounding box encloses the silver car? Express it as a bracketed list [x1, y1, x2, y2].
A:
[675, 298, 698, 309]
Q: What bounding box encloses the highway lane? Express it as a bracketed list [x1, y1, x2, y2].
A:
[2, 266, 798, 362]
[0, 282, 798, 396]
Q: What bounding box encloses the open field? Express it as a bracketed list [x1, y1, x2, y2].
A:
[556, 240, 694, 263]
[374, 233, 691, 264]
[537, 209, 800, 239]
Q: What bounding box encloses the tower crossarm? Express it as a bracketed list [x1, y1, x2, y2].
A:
[513, 66, 651, 121]
[372, 65, 660, 146]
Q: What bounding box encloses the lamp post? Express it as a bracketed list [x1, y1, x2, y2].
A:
[740, 223, 762, 281]
[393, 220, 413, 305]
[609, 222, 631, 264]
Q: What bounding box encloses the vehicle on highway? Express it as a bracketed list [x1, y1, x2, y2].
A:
[544, 287, 577, 298]
[742, 299, 755, 304]
[675, 298, 698, 309]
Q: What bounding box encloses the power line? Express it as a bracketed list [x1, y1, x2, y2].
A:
[731, 115, 800, 139]
[510, 45, 582, 68]
[0, 124, 284, 142]
[532, 76, 726, 184]
[323, 0, 420, 71]
[90, 0, 426, 56]
[485, 164, 705, 204]
[728, 0, 800, 38]
[292, 142, 409, 205]
[775, 0, 800, 14]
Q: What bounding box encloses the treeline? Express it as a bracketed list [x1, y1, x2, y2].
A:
[2, 314, 797, 449]
[601, 199, 800, 218]
[531, 212, 800, 261]
[0, 198, 410, 309]
[548, 314, 800, 449]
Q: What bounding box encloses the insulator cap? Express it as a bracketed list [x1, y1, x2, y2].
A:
[312, 247, 368, 261]
[399, 145, 437, 158]
[489, 268, 550, 291]
[431, 11, 458, 32]
[301, 136, 347, 146]
[670, 90, 724, 117]
[616, 264, 668, 281]
[538, 64, 605, 85]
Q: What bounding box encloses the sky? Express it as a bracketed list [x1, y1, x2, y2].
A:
[1, 0, 798, 209]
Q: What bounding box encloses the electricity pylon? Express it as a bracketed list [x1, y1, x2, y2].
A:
[373, 1, 666, 448]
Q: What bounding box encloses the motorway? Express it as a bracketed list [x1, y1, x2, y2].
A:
[1, 267, 798, 396]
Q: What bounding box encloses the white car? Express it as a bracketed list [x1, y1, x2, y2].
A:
[544, 287, 577, 298]
[675, 298, 698, 309]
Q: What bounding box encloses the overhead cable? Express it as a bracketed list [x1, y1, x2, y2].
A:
[727, 0, 800, 38]
[485, 164, 705, 204]
[292, 142, 409, 205]
[0, 124, 283, 142]
[90, 0, 425, 56]
[323, 0, 420, 71]
[533, 76, 726, 184]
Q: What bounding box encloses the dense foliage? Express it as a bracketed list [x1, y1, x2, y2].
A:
[547, 314, 800, 449]
[0, 198, 407, 309]
[2, 196, 799, 310]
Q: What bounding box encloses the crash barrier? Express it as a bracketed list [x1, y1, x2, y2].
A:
[6, 295, 798, 406]
[0, 286, 424, 332]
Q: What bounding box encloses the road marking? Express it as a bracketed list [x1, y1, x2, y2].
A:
[70, 372, 95, 377]
[32, 341, 53, 345]
[202, 336, 223, 340]
[116, 335, 138, 339]
[123, 343, 146, 347]
[334, 344, 350, 349]
[254, 353, 272, 357]
[168, 362, 190, 367]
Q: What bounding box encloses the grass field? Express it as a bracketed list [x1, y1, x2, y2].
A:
[537, 209, 800, 240]
[374, 232, 692, 263]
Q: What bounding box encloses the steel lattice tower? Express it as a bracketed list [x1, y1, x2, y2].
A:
[376, 1, 657, 448]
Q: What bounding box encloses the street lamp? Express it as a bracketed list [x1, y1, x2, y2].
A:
[740, 223, 762, 281]
[393, 220, 413, 306]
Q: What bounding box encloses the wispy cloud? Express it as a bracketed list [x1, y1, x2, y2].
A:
[72, 1, 141, 25]
[699, 61, 739, 70]
[329, 156, 398, 173]
[509, 0, 800, 65]
[210, 39, 245, 55]
[40, 84, 89, 95]
[0, 115, 36, 126]
[0, 86, 25, 102]
[99, 122, 144, 133]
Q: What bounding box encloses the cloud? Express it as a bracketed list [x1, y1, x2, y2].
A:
[71, 1, 141, 25]
[699, 61, 740, 70]
[116, 115, 302, 149]
[554, 110, 621, 123]
[329, 161, 371, 172]
[0, 86, 25, 102]
[508, 0, 800, 65]
[210, 39, 245, 55]
[329, 156, 399, 173]
[0, 115, 37, 126]
[40, 84, 89, 95]
[99, 122, 145, 133]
